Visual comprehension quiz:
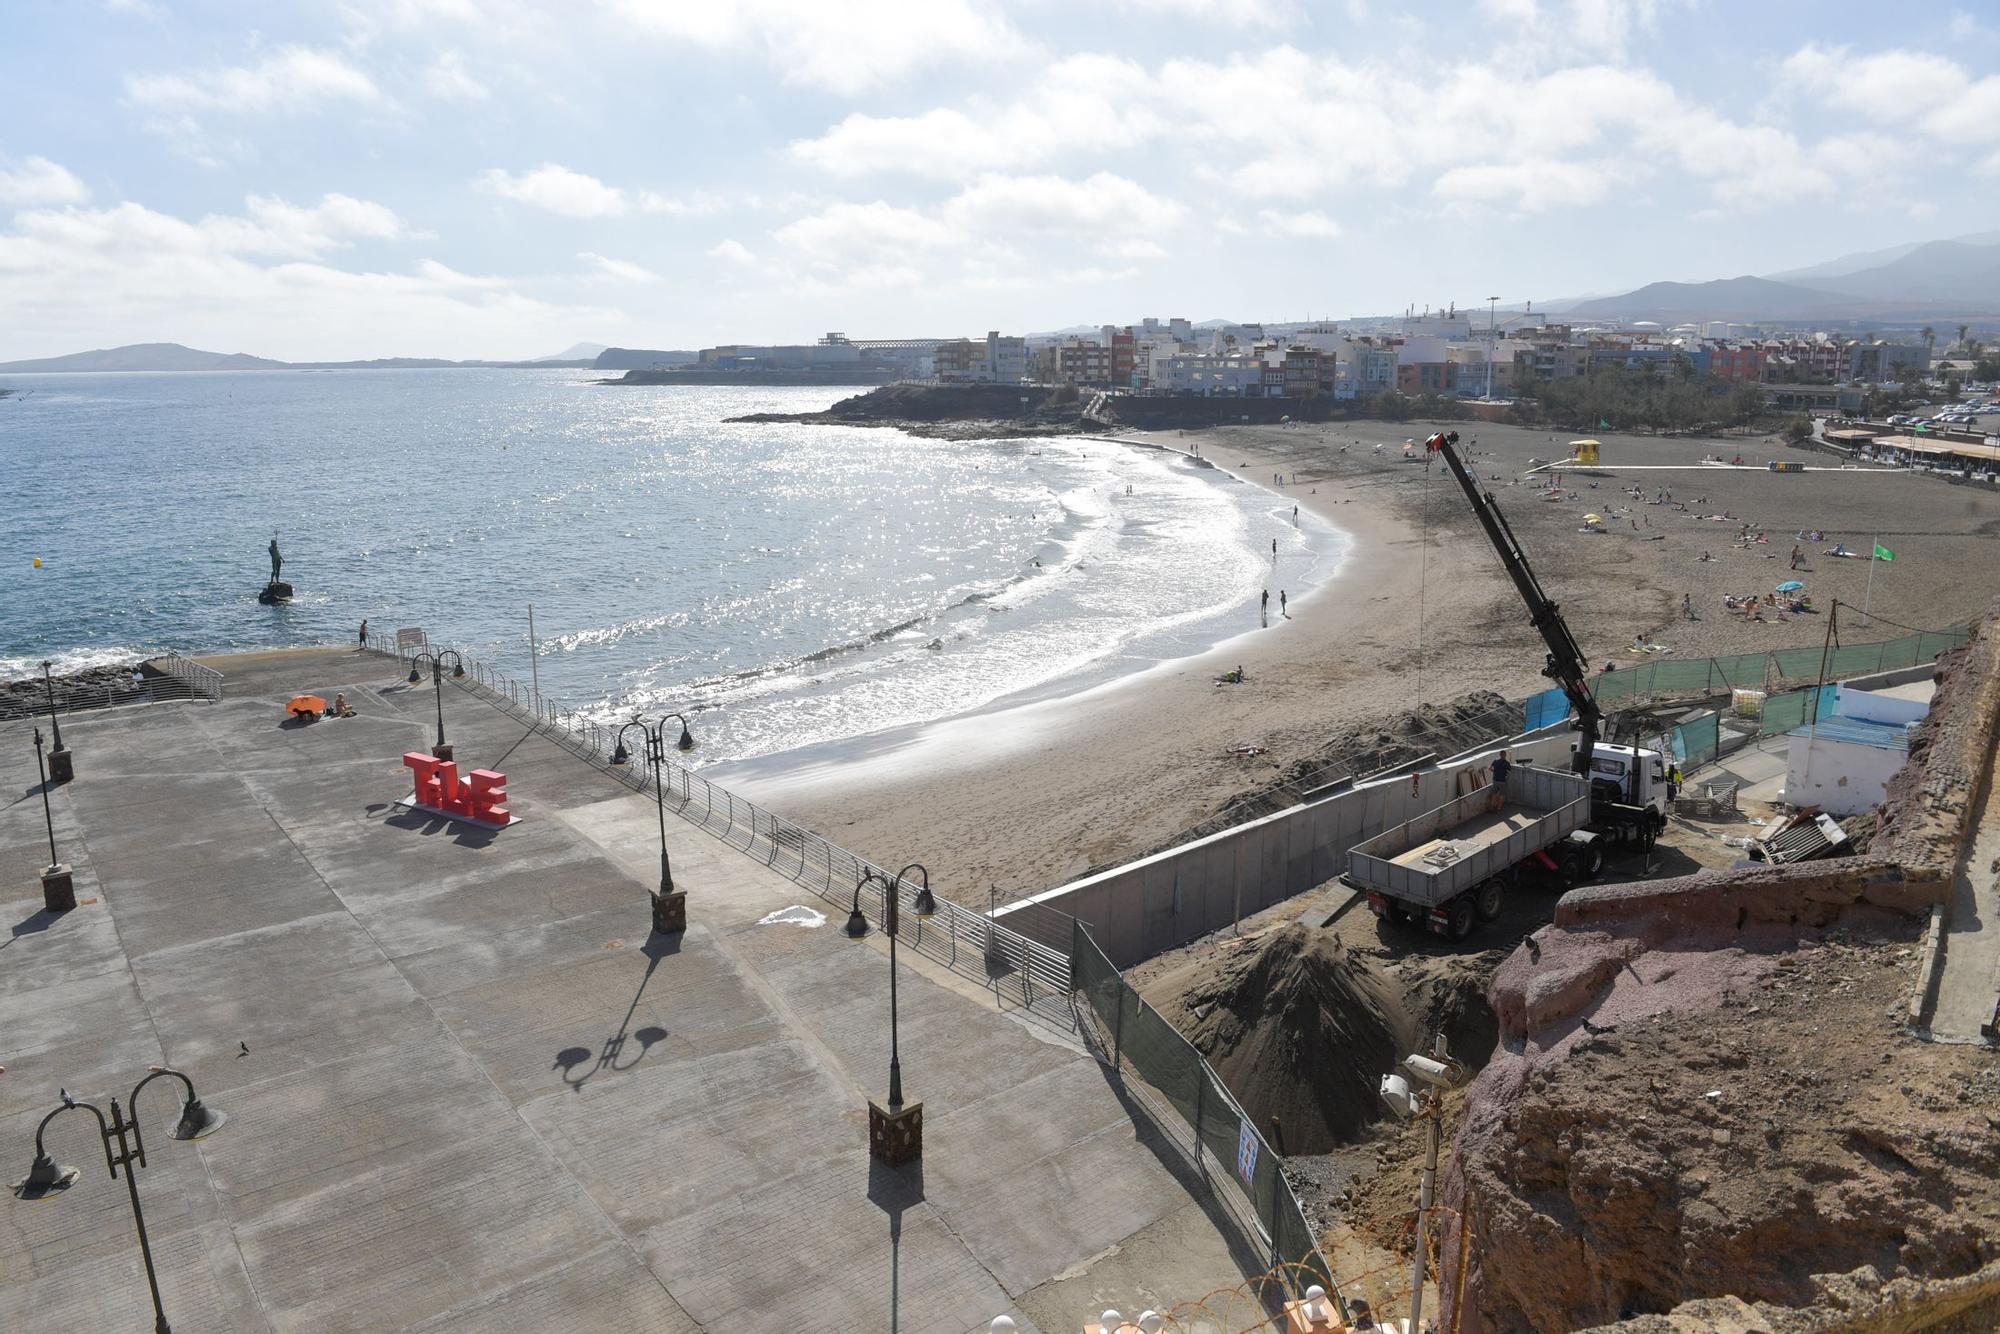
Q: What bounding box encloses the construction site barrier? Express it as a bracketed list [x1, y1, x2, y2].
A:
[1586, 624, 1967, 705]
[1071, 921, 1339, 1314]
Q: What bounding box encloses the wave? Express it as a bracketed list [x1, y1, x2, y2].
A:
[1, 644, 155, 680]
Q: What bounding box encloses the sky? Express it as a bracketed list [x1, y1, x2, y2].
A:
[3, 0, 1999, 361]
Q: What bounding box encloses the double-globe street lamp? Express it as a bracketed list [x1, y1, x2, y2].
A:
[11, 1066, 227, 1334]
[31, 728, 75, 911]
[847, 863, 936, 1164]
[406, 649, 465, 761]
[40, 659, 74, 783]
[611, 714, 696, 934]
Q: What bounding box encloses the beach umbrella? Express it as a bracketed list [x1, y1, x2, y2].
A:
[286, 694, 327, 719]
[1775, 580, 1804, 593]
[1583, 513, 1604, 525]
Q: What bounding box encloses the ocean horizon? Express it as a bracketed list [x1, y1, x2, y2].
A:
[2, 368, 1344, 764]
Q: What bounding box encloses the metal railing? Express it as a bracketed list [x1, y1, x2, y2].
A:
[158, 651, 223, 701]
[367, 632, 1077, 1021]
[0, 653, 219, 722]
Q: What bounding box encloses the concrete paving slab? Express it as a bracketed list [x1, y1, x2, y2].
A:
[639, 1150, 1015, 1333]
[0, 969, 162, 1119]
[133, 912, 440, 1100]
[0, 1219, 265, 1333]
[403, 1240, 700, 1333]
[0, 650, 1267, 1330]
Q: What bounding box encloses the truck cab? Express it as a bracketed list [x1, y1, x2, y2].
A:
[1584, 743, 1671, 827]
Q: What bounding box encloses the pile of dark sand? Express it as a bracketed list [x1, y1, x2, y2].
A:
[1143, 923, 1424, 1155]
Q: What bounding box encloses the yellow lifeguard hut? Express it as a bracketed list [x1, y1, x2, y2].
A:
[1569, 438, 1601, 465]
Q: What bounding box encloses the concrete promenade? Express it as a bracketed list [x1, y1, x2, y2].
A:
[1, 648, 1261, 1331]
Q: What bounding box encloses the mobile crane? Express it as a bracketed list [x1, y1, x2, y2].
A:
[1424, 429, 1668, 842]
[1343, 430, 1670, 939]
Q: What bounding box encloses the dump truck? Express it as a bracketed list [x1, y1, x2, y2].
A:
[1345, 763, 1604, 940]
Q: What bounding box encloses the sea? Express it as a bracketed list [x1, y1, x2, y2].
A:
[1, 369, 1345, 765]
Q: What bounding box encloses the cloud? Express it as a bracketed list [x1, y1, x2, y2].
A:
[1254, 208, 1341, 238]
[578, 251, 657, 281]
[707, 239, 756, 266]
[789, 54, 1162, 180]
[773, 200, 953, 265]
[1432, 159, 1628, 211]
[479, 163, 629, 217]
[1783, 43, 2000, 162]
[423, 50, 489, 101]
[0, 156, 90, 207]
[638, 190, 738, 217]
[762, 170, 1177, 297]
[0, 195, 621, 360]
[603, 0, 1029, 95]
[941, 171, 1182, 236]
[125, 46, 384, 115]
[1474, 0, 1671, 62]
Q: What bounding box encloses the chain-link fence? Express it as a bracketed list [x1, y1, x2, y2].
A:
[1072, 921, 1340, 1320]
[1589, 624, 1967, 705]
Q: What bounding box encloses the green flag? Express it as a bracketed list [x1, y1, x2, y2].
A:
[1873, 543, 1896, 562]
[1598, 417, 1610, 428]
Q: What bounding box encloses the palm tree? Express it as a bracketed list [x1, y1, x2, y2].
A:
[1957, 324, 1971, 350]
[1922, 326, 1936, 357]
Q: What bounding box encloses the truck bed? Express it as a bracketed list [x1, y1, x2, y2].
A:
[1346, 766, 1592, 907]
[1385, 803, 1548, 871]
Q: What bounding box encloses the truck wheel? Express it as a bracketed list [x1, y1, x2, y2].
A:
[1577, 844, 1604, 880]
[1446, 897, 1477, 941]
[1474, 879, 1503, 921]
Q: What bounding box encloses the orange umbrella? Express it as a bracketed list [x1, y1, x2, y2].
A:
[286, 694, 327, 718]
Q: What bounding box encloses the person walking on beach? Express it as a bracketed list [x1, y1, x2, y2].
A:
[1262, 588, 1269, 615]
[1279, 589, 1288, 616]
[1271, 538, 1278, 559]
[358, 617, 368, 649]
[1292, 504, 1299, 524]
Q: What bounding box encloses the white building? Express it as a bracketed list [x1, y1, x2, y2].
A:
[1781, 681, 1929, 816]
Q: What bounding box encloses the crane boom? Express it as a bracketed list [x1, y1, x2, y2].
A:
[1425, 431, 1600, 777]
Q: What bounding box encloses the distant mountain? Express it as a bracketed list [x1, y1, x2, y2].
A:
[1803, 240, 2000, 306]
[1769, 229, 2000, 285]
[591, 347, 698, 370]
[0, 342, 600, 373]
[0, 342, 288, 373]
[1563, 276, 1852, 323]
[532, 342, 607, 362]
[1561, 233, 2000, 324]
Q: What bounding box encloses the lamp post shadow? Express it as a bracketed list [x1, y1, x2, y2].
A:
[551, 933, 679, 1092]
[867, 1154, 926, 1334]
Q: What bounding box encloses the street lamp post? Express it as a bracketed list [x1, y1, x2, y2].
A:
[847, 863, 937, 1164]
[406, 650, 465, 761]
[11, 1066, 227, 1334]
[32, 728, 75, 911]
[611, 714, 696, 934]
[40, 660, 74, 783]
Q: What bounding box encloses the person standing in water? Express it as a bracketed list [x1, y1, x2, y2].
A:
[1279, 589, 1288, 616]
[268, 534, 283, 583]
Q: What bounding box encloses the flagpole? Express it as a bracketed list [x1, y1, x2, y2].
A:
[1862, 537, 1876, 627]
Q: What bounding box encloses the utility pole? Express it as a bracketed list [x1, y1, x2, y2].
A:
[1487, 296, 1501, 398]
[526, 604, 542, 716]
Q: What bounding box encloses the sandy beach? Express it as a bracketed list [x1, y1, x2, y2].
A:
[738, 420, 2000, 905]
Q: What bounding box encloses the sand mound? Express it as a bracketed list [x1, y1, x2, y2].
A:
[1145, 923, 1422, 1155]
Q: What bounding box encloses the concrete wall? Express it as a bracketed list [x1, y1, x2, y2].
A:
[1785, 734, 1908, 815]
[1005, 724, 1578, 967]
[1835, 681, 1928, 725]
